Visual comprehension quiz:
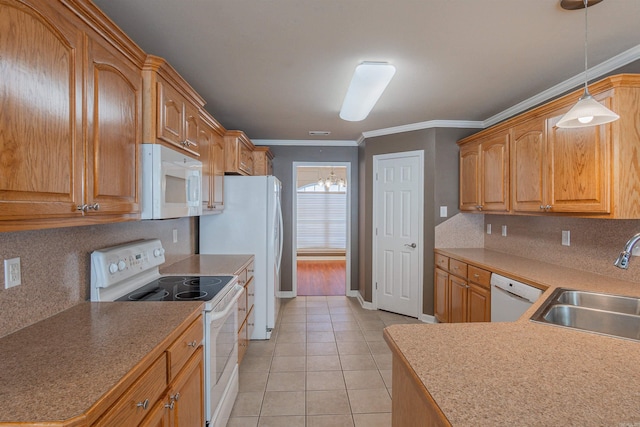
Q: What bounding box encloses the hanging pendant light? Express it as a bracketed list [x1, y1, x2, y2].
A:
[317, 169, 346, 190]
[556, 0, 619, 128]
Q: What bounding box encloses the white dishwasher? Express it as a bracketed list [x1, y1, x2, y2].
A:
[490, 273, 543, 322]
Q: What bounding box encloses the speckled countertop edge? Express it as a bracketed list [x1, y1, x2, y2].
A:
[386, 248, 640, 426]
[160, 254, 254, 276]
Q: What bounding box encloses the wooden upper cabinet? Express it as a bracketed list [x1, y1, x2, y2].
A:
[253, 146, 274, 176]
[459, 74, 640, 218]
[480, 131, 510, 212]
[143, 55, 205, 158]
[85, 35, 142, 216]
[0, 1, 83, 221]
[199, 111, 226, 213]
[459, 131, 509, 212]
[0, 0, 145, 231]
[512, 118, 546, 213]
[546, 97, 611, 214]
[224, 130, 255, 175]
[459, 142, 480, 211]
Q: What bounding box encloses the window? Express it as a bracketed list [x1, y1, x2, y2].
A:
[297, 183, 346, 250]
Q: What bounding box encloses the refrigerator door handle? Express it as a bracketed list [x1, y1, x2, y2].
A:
[276, 192, 283, 274]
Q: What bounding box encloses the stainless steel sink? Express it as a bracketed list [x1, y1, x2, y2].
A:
[530, 288, 640, 342]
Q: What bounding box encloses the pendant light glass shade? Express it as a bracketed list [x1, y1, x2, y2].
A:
[556, 0, 619, 129]
[556, 91, 619, 128]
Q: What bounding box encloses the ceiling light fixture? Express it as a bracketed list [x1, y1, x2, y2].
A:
[557, 0, 619, 128]
[339, 62, 396, 122]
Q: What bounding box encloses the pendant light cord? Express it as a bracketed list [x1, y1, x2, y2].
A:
[583, 0, 589, 94]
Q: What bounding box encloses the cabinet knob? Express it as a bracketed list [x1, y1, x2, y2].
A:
[171, 392, 180, 401]
[545, 205, 552, 210]
[474, 273, 480, 278]
[539, 205, 545, 210]
[77, 204, 89, 215]
[137, 399, 149, 410]
[165, 400, 175, 410]
[88, 203, 100, 211]
[248, 293, 255, 297]
[239, 307, 246, 312]
[475, 205, 483, 211]
[187, 340, 198, 348]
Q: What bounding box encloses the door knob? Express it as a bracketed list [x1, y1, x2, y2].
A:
[404, 243, 417, 248]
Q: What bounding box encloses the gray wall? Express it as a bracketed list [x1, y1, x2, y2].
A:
[270, 145, 359, 293]
[359, 128, 474, 315]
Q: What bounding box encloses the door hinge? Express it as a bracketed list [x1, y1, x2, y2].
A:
[375, 282, 378, 290]
[376, 172, 378, 181]
[375, 228, 378, 236]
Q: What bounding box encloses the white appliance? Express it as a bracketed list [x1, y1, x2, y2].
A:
[490, 273, 543, 322]
[200, 175, 283, 340]
[141, 144, 203, 219]
[90, 239, 243, 427]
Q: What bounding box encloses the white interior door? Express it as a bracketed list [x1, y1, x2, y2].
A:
[374, 151, 424, 318]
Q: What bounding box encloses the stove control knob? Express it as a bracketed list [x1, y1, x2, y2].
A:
[153, 248, 163, 257]
[108, 263, 118, 274]
[117, 260, 126, 271]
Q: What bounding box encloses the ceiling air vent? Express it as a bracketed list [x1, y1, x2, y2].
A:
[309, 131, 331, 136]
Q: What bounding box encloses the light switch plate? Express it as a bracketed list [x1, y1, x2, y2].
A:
[562, 230, 570, 246]
[172, 229, 178, 243]
[486, 224, 492, 235]
[439, 206, 447, 218]
[501, 225, 507, 237]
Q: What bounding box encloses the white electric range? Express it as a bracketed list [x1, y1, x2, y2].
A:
[90, 239, 243, 427]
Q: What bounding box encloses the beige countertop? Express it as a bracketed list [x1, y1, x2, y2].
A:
[385, 248, 640, 426]
[161, 254, 254, 276]
[0, 301, 202, 424]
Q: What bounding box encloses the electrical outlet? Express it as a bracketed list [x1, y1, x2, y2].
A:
[486, 224, 492, 235]
[501, 225, 507, 237]
[4, 257, 21, 289]
[562, 230, 571, 246]
[172, 228, 178, 243]
[439, 206, 448, 218]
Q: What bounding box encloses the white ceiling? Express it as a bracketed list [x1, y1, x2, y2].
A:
[92, 0, 640, 144]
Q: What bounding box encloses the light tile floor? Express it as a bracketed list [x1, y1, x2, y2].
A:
[228, 296, 422, 427]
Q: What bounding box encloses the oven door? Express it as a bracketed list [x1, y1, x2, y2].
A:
[142, 143, 203, 219]
[205, 285, 244, 426]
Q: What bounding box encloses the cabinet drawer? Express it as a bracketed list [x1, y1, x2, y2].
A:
[238, 319, 248, 365]
[435, 254, 449, 271]
[449, 259, 468, 278]
[94, 354, 167, 427]
[246, 260, 255, 283]
[468, 265, 491, 288]
[246, 275, 255, 311]
[167, 316, 203, 382]
[238, 290, 248, 331]
[246, 305, 255, 341]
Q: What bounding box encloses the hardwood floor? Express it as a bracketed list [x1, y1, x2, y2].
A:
[297, 259, 346, 296]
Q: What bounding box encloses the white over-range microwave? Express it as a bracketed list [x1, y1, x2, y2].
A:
[141, 144, 203, 219]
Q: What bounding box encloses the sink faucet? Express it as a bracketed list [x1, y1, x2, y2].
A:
[613, 232, 640, 269]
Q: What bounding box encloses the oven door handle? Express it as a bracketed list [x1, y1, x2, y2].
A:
[208, 286, 244, 324]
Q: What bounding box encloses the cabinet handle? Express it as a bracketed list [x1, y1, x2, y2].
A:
[475, 205, 483, 211]
[165, 400, 175, 410]
[539, 205, 545, 210]
[187, 340, 198, 348]
[171, 392, 180, 402]
[453, 266, 459, 270]
[238, 307, 246, 312]
[248, 269, 254, 273]
[248, 293, 255, 297]
[88, 203, 99, 211]
[545, 205, 552, 211]
[137, 399, 149, 410]
[77, 204, 89, 215]
[473, 273, 480, 278]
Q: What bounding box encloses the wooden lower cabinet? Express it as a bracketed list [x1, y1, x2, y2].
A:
[237, 258, 255, 364]
[391, 354, 450, 427]
[92, 316, 204, 427]
[434, 252, 491, 323]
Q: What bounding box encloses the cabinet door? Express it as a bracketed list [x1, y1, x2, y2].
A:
[86, 35, 142, 216]
[467, 283, 491, 322]
[434, 268, 449, 323]
[546, 99, 611, 213]
[448, 275, 468, 323]
[0, 1, 83, 220]
[211, 133, 225, 210]
[183, 102, 200, 156]
[459, 142, 480, 211]
[239, 142, 254, 175]
[171, 348, 205, 427]
[480, 131, 510, 212]
[157, 79, 184, 147]
[512, 118, 546, 213]
[199, 120, 214, 210]
[140, 399, 170, 427]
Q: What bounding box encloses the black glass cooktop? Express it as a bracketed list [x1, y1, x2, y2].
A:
[116, 275, 235, 302]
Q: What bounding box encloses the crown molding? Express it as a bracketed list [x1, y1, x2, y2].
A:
[253, 139, 358, 147]
[361, 120, 484, 140]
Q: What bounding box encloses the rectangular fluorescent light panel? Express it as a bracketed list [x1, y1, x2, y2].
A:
[339, 62, 396, 122]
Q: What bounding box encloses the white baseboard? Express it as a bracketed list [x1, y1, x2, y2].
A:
[420, 313, 437, 324]
[356, 291, 376, 310]
[277, 291, 295, 298]
[346, 289, 359, 298]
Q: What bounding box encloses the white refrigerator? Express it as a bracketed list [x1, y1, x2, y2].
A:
[199, 175, 283, 340]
